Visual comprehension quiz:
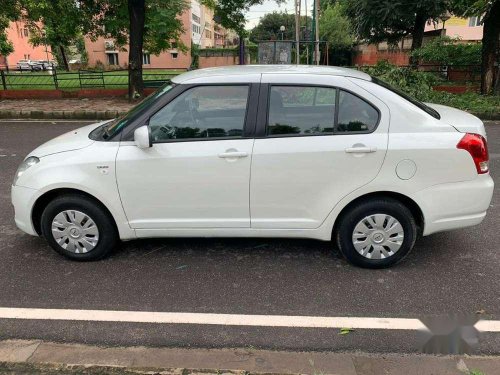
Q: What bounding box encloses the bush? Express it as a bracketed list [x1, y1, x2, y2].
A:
[410, 36, 482, 66]
[364, 61, 499, 116]
[362, 60, 440, 101]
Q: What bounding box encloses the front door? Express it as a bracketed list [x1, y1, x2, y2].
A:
[116, 84, 255, 229]
[250, 74, 390, 229]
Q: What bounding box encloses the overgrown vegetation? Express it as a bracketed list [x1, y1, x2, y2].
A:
[410, 36, 482, 66]
[364, 61, 500, 116]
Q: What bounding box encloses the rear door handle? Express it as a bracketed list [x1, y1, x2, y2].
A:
[345, 147, 377, 154]
[218, 151, 248, 158]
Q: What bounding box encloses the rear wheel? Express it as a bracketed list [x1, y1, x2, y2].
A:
[40, 194, 118, 261]
[335, 198, 417, 268]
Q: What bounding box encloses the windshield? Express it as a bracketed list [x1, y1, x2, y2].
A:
[371, 77, 441, 120]
[94, 83, 175, 140]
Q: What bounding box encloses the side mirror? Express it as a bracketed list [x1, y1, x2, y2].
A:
[134, 125, 152, 149]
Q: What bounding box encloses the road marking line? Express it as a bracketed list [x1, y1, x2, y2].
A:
[0, 307, 498, 332]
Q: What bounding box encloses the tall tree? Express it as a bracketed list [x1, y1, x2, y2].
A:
[449, 0, 499, 95]
[249, 12, 311, 43]
[83, 0, 188, 100]
[319, 3, 354, 50]
[204, 0, 276, 64]
[343, 0, 447, 58]
[21, 0, 84, 70]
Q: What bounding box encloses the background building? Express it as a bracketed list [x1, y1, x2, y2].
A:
[0, 20, 52, 69]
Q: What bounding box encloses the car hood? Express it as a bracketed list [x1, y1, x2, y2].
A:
[28, 122, 106, 158]
[425, 103, 486, 138]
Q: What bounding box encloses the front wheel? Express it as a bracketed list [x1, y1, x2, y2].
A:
[335, 198, 417, 269]
[40, 194, 118, 261]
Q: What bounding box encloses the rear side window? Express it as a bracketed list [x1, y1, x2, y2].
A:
[337, 90, 379, 132]
[266, 85, 379, 137]
[267, 86, 336, 136]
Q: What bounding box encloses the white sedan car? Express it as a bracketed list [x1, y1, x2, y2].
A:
[11, 66, 493, 268]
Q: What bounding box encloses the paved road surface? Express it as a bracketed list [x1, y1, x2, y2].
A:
[0, 120, 499, 354]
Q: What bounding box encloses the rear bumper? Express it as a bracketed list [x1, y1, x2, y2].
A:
[11, 184, 38, 236]
[412, 174, 494, 236]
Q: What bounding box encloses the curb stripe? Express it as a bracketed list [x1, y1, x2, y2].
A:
[0, 307, 498, 332]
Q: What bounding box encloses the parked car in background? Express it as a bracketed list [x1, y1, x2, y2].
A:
[16, 60, 35, 71]
[11, 66, 494, 268]
[16, 60, 56, 71]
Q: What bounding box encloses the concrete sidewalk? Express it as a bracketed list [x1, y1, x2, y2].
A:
[0, 99, 133, 120]
[0, 340, 499, 375]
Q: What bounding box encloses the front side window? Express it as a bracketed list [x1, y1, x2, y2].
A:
[337, 90, 379, 132]
[149, 85, 249, 142]
[267, 86, 336, 136]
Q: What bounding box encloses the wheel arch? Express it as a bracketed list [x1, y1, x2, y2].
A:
[31, 188, 119, 236]
[332, 191, 425, 238]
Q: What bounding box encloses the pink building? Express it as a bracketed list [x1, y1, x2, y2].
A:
[353, 16, 484, 66]
[0, 21, 52, 69]
[424, 16, 483, 42]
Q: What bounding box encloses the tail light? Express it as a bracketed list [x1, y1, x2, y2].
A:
[457, 133, 489, 174]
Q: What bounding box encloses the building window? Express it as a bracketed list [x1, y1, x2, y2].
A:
[107, 53, 119, 65]
[171, 41, 178, 49]
[171, 52, 178, 59]
[24, 54, 31, 60]
[205, 30, 211, 38]
[23, 28, 29, 37]
[192, 14, 200, 23]
[192, 24, 201, 34]
[142, 53, 151, 65]
[468, 16, 482, 26]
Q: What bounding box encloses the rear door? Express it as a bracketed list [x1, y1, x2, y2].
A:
[250, 74, 390, 229]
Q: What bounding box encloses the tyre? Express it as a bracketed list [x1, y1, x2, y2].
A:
[40, 194, 118, 261]
[335, 198, 417, 269]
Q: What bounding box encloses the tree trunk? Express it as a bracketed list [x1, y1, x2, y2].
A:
[480, 0, 500, 95]
[409, 10, 427, 66]
[238, 35, 245, 65]
[59, 45, 69, 71]
[128, 0, 146, 101]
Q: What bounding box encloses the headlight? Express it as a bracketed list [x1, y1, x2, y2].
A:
[13, 156, 39, 186]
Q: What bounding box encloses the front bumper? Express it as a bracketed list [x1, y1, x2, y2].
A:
[11, 184, 39, 236]
[412, 174, 494, 236]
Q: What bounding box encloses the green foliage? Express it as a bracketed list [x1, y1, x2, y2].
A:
[410, 37, 482, 65]
[83, 0, 189, 54]
[342, 0, 447, 45]
[249, 12, 310, 42]
[363, 60, 439, 100]
[448, 0, 495, 17]
[0, 0, 20, 56]
[21, 0, 82, 49]
[364, 61, 499, 115]
[319, 3, 354, 50]
[204, 0, 268, 36]
[190, 42, 200, 69]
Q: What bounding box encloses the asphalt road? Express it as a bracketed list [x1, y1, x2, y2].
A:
[0, 119, 499, 354]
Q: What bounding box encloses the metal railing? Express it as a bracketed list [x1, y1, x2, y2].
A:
[0, 68, 184, 90]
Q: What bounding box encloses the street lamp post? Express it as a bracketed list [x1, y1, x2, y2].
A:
[280, 25, 285, 41]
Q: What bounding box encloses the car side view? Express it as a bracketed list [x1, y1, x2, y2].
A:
[11, 65, 494, 268]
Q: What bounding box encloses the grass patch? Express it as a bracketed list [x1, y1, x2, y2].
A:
[0, 69, 184, 90]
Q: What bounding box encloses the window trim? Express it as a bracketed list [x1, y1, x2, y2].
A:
[256, 83, 381, 139]
[146, 83, 257, 144]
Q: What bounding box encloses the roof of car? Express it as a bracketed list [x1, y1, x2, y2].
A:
[172, 65, 372, 83]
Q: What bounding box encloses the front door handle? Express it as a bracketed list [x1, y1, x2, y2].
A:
[345, 146, 377, 154]
[218, 151, 248, 158]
